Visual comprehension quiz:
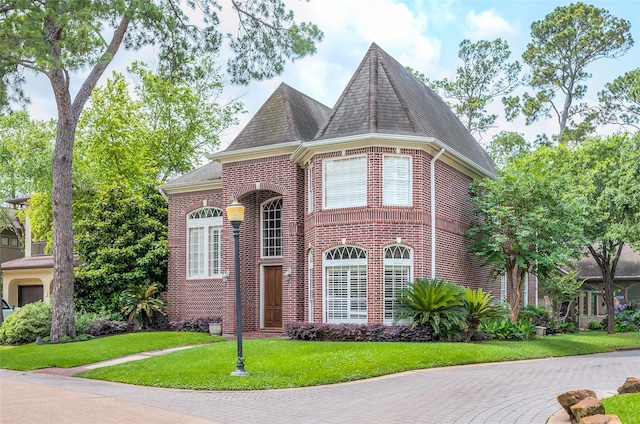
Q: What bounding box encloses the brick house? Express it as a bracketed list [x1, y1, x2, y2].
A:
[159, 43, 506, 334]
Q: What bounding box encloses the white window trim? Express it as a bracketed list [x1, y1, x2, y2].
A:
[323, 246, 368, 324]
[384, 245, 413, 325]
[307, 165, 313, 214]
[187, 208, 223, 279]
[383, 154, 413, 206]
[261, 197, 283, 259]
[500, 274, 507, 303]
[322, 155, 367, 209]
[523, 273, 529, 307]
[308, 250, 314, 322]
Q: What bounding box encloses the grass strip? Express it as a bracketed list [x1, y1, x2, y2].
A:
[601, 392, 640, 424]
[75, 332, 640, 390]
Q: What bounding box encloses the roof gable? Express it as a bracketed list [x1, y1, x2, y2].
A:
[316, 43, 496, 175]
[226, 83, 331, 152]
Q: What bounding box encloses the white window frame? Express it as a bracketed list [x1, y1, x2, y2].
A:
[261, 197, 283, 258]
[383, 155, 412, 206]
[523, 273, 529, 307]
[323, 246, 367, 323]
[500, 274, 507, 303]
[308, 250, 314, 322]
[187, 207, 223, 279]
[384, 245, 413, 325]
[322, 155, 367, 209]
[307, 165, 313, 214]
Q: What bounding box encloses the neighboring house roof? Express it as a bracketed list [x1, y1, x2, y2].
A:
[225, 82, 332, 152]
[1, 255, 82, 270]
[576, 243, 640, 281]
[315, 43, 496, 176]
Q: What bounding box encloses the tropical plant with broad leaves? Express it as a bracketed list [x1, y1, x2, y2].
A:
[395, 278, 467, 338]
[462, 288, 508, 341]
[120, 284, 165, 330]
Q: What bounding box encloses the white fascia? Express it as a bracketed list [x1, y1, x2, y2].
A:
[156, 180, 222, 197]
[290, 133, 494, 180]
[206, 141, 302, 163]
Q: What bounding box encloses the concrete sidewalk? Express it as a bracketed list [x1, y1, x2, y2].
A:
[1, 349, 638, 423]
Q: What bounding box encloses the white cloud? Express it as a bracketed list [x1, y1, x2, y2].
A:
[464, 9, 518, 41]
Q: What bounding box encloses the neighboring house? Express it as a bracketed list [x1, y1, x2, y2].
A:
[574, 244, 640, 328]
[1, 209, 24, 265]
[1, 197, 57, 307]
[159, 43, 536, 334]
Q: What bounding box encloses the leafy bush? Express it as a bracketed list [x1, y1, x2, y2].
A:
[396, 278, 467, 339]
[612, 305, 640, 333]
[587, 320, 603, 331]
[0, 301, 52, 345]
[85, 318, 130, 336]
[518, 305, 552, 327]
[284, 322, 433, 342]
[462, 288, 508, 340]
[170, 316, 222, 332]
[478, 318, 535, 340]
[559, 321, 577, 333]
[120, 283, 165, 330]
[75, 310, 101, 334]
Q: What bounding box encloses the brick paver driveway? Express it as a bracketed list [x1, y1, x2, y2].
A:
[1, 350, 639, 423]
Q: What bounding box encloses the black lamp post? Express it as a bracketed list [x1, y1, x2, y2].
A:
[226, 197, 248, 376]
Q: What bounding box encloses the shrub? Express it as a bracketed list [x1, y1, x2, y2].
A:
[518, 305, 552, 328]
[559, 321, 577, 333]
[120, 283, 165, 330]
[85, 318, 130, 336]
[462, 288, 508, 340]
[170, 316, 222, 332]
[0, 301, 52, 345]
[284, 322, 433, 342]
[396, 278, 467, 339]
[75, 310, 101, 334]
[613, 306, 640, 333]
[587, 321, 603, 331]
[478, 318, 535, 341]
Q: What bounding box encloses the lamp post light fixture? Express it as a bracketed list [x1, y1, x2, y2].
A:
[226, 197, 248, 376]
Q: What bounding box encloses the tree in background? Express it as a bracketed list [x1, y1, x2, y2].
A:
[0, 1, 322, 340]
[467, 148, 585, 321]
[486, 131, 532, 169]
[74, 183, 168, 316]
[504, 3, 633, 143]
[410, 39, 520, 139]
[564, 133, 640, 333]
[597, 68, 640, 131]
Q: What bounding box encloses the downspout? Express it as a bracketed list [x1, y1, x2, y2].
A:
[430, 148, 445, 279]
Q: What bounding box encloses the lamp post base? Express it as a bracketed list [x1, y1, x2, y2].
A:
[231, 367, 248, 376]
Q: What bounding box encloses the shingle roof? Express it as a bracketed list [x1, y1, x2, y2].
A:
[160, 161, 222, 189]
[576, 244, 640, 280]
[225, 83, 331, 152]
[316, 43, 496, 175]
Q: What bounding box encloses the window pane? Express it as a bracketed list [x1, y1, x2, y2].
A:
[209, 227, 222, 276]
[383, 155, 411, 206]
[262, 198, 282, 257]
[324, 156, 366, 209]
[188, 227, 205, 277]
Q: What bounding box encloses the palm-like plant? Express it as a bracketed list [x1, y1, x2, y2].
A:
[120, 283, 165, 330]
[463, 287, 508, 341]
[395, 278, 467, 338]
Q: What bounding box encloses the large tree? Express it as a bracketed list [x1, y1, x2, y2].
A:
[597, 68, 640, 131]
[467, 148, 585, 321]
[565, 133, 640, 333]
[411, 39, 520, 139]
[504, 2, 633, 141]
[0, 0, 322, 340]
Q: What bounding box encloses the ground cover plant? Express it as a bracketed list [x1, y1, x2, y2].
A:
[600, 392, 640, 424]
[52, 332, 640, 390]
[0, 332, 219, 371]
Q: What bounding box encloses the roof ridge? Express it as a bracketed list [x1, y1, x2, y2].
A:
[376, 53, 419, 134]
[279, 83, 298, 141]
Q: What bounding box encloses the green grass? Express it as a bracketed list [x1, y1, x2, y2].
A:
[0, 332, 219, 371]
[75, 332, 640, 390]
[601, 392, 640, 424]
[2, 331, 639, 391]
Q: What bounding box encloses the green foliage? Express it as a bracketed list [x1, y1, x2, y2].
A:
[587, 321, 603, 331]
[601, 392, 640, 424]
[462, 287, 508, 339]
[558, 321, 577, 333]
[0, 301, 52, 345]
[467, 147, 586, 320]
[395, 278, 467, 338]
[416, 39, 520, 138]
[598, 68, 640, 131]
[518, 305, 552, 327]
[486, 131, 532, 169]
[539, 270, 583, 326]
[613, 307, 640, 333]
[479, 318, 536, 340]
[506, 2, 633, 138]
[120, 283, 166, 330]
[74, 183, 168, 315]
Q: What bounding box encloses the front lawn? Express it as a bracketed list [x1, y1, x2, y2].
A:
[601, 392, 640, 424]
[0, 332, 219, 371]
[77, 332, 640, 390]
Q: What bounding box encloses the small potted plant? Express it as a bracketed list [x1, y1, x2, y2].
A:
[208, 317, 222, 336]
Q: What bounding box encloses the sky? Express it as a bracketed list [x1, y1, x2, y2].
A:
[22, 0, 640, 151]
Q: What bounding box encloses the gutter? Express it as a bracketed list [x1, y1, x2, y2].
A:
[430, 148, 445, 279]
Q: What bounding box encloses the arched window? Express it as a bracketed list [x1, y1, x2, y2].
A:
[323, 246, 367, 323]
[187, 208, 223, 278]
[384, 245, 413, 324]
[261, 198, 282, 257]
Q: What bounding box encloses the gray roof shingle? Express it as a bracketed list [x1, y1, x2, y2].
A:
[226, 83, 331, 151]
[160, 161, 222, 189]
[316, 43, 496, 175]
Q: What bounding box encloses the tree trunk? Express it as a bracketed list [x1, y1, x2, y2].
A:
[587, 241, 623, 335]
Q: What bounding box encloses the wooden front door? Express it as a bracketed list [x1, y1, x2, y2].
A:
[264, 266, 283, 328]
